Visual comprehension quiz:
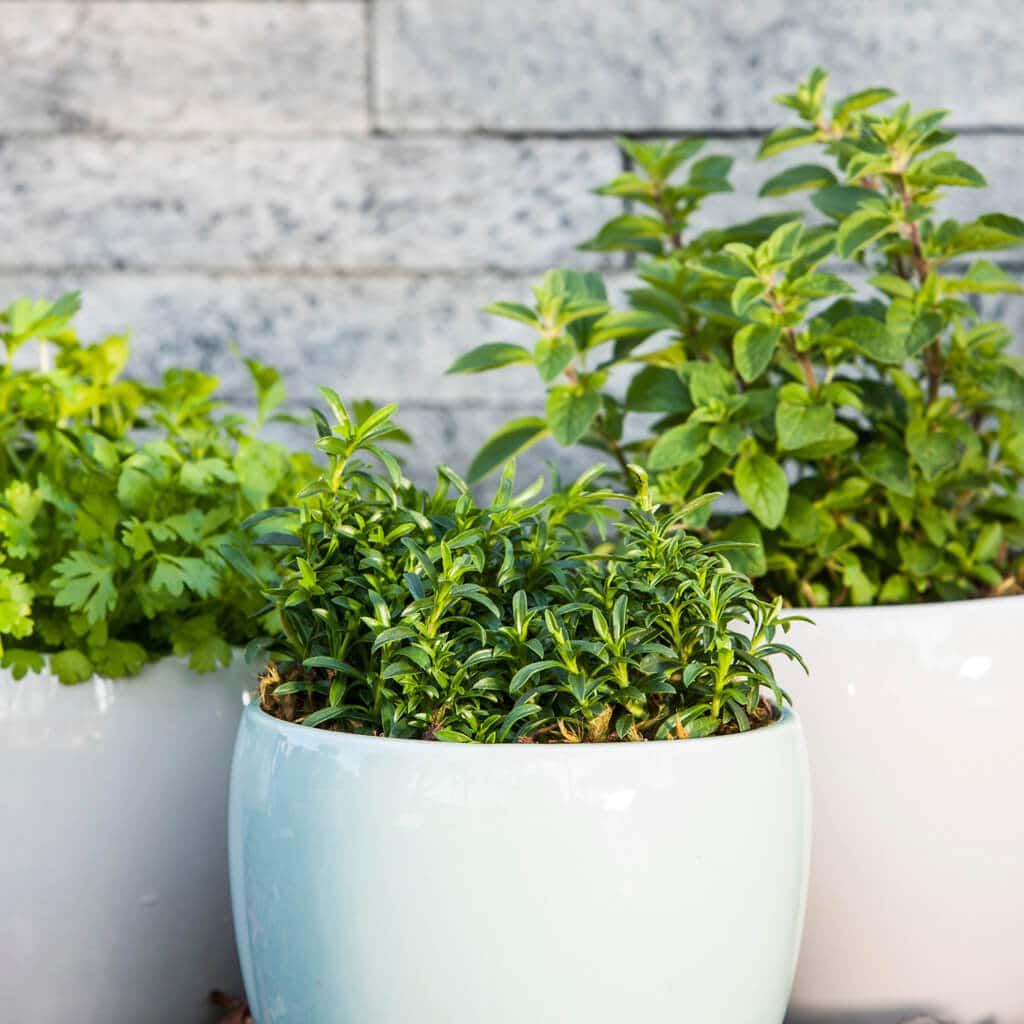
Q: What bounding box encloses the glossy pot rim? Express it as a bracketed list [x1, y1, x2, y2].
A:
[779, 590, 1023, 621]
[241, 698, 800, 755]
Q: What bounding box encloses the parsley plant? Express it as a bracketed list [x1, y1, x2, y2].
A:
[0, 293, 316, 682]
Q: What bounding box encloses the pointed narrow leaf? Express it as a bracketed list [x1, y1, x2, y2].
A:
[836, 210, 896, 258]
[759, 164, 837, 197]
[447, 343, 533, 375]
[467, 418, 550, 482]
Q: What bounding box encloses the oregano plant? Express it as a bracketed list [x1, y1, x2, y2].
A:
[0, 292, 317, 682]
[451, 70, 1024, 606]
[235, 391, 801, 742]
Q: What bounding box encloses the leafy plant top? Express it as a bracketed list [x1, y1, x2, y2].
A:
[239, 393, 801, 742]
[0, 293, 316, 682]
[452, 70, 1024, 606]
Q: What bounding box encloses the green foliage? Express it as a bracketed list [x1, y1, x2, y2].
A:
[0, 293, 317, 682]
[244, 394, 801, 742]
[452, 71, 1024, 606]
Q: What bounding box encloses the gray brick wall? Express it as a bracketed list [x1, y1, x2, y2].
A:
[3, 0, 1022, 484]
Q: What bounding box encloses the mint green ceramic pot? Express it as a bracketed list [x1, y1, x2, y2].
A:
[229, 702, 811, 1024]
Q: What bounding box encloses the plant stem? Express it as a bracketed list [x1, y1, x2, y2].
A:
[595, 415, 637, 491]
[896, 176, 942, 404]
[786, 327, 816, 389]
[925, 340, 942, 404]
[769, 290, 816, 390]
[652, 183, 683, 250]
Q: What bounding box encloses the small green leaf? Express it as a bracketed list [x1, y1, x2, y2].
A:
[731, 277, 768, 317]
[534, 336, 576, 383]
[781, 495, 822, 545]
[757, 125, 820, 159]
[861, 446, 915, 497]
[51, 649, 94, 685]
[944, 261, 1024, 296]
[832, 87, 896, 119]
[0, 569, 33, 640]
[685, 361, 733, 405]
[591, 309, 673, 345]
[787, 273, 853, 299]
[898, 537, 942, 578]
[719, 517, 766, 577]
[648, 421, 711, 471]
[93, 640, 148, 678]
[467, 418, 550, 482]
[447, 342, 533, 375]
[51, 552, 117, 626]
[624, 366, 691, 413]
[811, 184, 880, 220]
[734, 453, 789, 529]
[510, 660, 561, 695]
[836, 210, 896, 258]
[180, 458, 235, 493]
[971, 523, 1003, 563]
[579, 215, 666, 254]
[906, 420, 958, 481]
[833, 317, 906, 363]
[909, 152, 986, 188]
[734, 324, 781, 383]
[546, 386, 603, 447]
[481, 302, 539, 326]
[786, 421, 858, 459]
[776, 401, 834, 451]
[759, 164, 837, 197]
[946, 214, 1024, 256]
[0, 647, 45, 679]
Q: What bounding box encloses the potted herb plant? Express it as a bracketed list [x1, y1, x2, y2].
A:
[0, 294, 314, 1024]
[450, 71, 1024, 1022]
[227, 392, 811, 1024]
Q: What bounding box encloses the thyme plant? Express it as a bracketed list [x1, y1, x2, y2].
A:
[452, 71, 1024, 606]
[238, 392, 801, 742]
[0, 293, 316, 682]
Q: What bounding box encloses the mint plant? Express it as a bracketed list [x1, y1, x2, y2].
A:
[0, 293, 316, 682]
[451, 70, 1024, 606]
[238, 392, 800, 742]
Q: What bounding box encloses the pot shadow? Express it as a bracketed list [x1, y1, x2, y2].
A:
[785, 1011, 998, 1024]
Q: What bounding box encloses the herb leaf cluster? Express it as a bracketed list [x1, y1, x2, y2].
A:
[452, 70, 1024, 606]
[243, 392, 800, 741]
[0, 293, 316, 682]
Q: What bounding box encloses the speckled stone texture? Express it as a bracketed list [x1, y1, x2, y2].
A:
[376, 0, 1024, 131]
[1, 3, 368, 135]
[2, 0, 1022, 481]
[0, 137, 618, 272]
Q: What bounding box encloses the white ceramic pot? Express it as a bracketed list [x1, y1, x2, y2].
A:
[0, 656, 251, 1024]
[777, 594, 1024, 1024]
[230, 703, 811, 1024]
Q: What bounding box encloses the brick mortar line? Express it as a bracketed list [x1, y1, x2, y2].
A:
[0, 264, 626, 278]
[1, 1, 364, 5]
[2, 126, 1023, 144]
[2, 261, 1021, 278]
